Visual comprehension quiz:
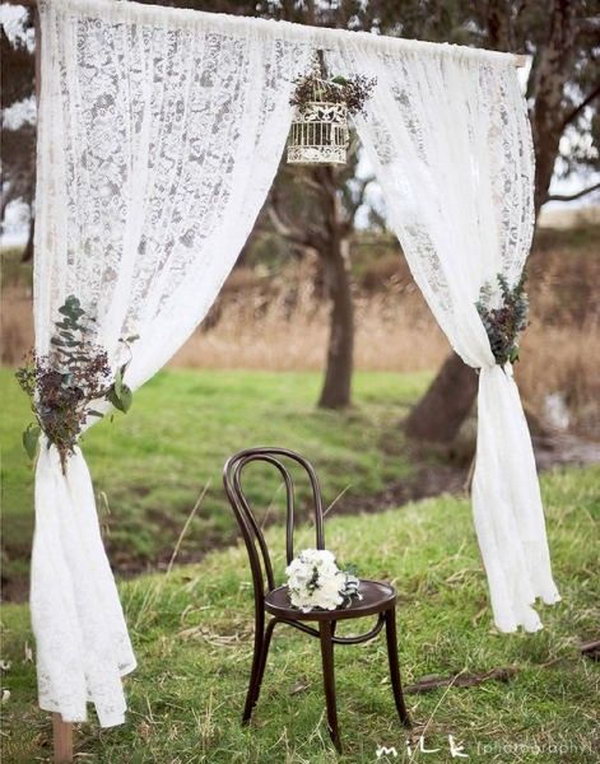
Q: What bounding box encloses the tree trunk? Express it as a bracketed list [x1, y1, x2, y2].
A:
[318, 236, 354, 409]
[529, 0, 577, 215]
[404, 353, 478, 443]
[21, 213, 35, 262]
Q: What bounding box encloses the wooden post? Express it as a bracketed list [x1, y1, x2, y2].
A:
[52, 714, 74, 763]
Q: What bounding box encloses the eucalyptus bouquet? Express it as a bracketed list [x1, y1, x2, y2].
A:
[476, 272, 529, 366]
[16, 295, 137, 472]
[286, 548, 361, 612]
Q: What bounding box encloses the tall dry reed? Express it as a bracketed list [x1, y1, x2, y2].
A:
[172, 281, 449, 372]
[2, 237, 598, 435]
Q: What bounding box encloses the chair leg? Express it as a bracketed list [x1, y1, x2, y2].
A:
[384, 607, 411, 728]
[319, 620, 342, 753]
[253, 618, 276, 709]
[243, 612, 265, 723]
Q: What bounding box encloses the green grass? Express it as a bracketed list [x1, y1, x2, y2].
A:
[1, 466, 598, 762]
[1, 368, 429, 588]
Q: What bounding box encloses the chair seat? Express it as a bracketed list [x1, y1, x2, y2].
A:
[264, 579, 396, 621]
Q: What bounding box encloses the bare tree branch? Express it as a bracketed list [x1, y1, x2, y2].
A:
[338, 175, 373, 236]
[560, 83, 600, 130]
[405, 667, 518, 694]
[546, 182, 600, 203]
[576, 16, 600, 36]
[266, 190, 326, 252]
[347, 175, 373, 219]
[266, 204, 310, 248]
[313, 165, 338, 199]
[300, 173, 330, 196]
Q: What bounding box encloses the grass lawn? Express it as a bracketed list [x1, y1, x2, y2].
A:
[2, 466, 599, 762]
[0, 368, 428, 590]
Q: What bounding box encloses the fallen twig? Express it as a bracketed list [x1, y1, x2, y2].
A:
[405, 666, 518, 694]
[580, 640, 600, 661]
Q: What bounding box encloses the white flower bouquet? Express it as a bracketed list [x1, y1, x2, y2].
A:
[285, 548, 361, 613]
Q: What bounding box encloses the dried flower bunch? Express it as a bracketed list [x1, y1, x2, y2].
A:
[290, 71, 376, 116]
[476, 272, 529, 366]
[16, 295, 137, 472]
[286, 548, 361, 612]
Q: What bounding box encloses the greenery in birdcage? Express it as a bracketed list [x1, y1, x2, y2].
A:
[476, 272, 529, 366]
[290, 70, 377, 116]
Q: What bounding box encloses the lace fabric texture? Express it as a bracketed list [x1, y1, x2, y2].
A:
[34, 0, 557, 727]
[330, 42, 560, 631]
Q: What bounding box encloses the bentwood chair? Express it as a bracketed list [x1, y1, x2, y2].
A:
[223, 446, 411, 752]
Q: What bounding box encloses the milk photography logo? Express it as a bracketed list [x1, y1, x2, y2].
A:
[375, 734, 468, 759]
[375, 734, 596, 760]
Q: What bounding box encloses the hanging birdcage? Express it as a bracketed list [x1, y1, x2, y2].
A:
[287, 99, 349, 165]
[287, 54, 349, 166]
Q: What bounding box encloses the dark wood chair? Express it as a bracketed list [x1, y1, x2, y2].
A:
[223, 446, 411, 752]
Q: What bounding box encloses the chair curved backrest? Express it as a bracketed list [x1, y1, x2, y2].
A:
[223, 447, 326, 603]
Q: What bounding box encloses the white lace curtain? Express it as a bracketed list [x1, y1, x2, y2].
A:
[329, 42, 560, 632]
[35, 0, 313, 725]
[34, 0, 558, 727]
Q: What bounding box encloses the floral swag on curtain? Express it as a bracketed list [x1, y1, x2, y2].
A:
[34, 0, 559, 727]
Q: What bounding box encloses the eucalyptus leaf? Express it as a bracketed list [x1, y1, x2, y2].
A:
[119, 384, 133, 412]
[107, 383, 133, 413]
[22, 424, 41, 460]
[106, 386, 123, 412]
[113, 367, 124, 396]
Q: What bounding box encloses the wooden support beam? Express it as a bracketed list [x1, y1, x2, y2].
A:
[52, 714, 73, 763]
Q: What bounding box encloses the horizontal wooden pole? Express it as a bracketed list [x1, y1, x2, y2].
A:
[3, 0, 531, 68]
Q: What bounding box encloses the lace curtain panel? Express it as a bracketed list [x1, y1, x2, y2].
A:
[34, 0, 313, 725]
[33, 0, 557, 726]
[330, 42, 560, 632]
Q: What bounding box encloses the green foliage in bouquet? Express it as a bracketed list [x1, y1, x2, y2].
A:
[476, 272, 529, 366]
[15, 295, 138, 472]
